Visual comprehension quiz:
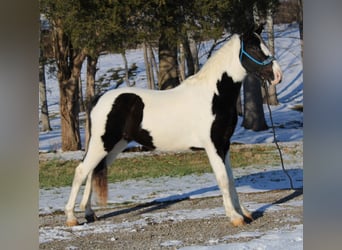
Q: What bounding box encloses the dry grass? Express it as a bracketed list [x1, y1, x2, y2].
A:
[39, 143, 302, 188]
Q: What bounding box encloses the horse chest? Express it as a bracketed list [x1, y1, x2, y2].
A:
[210, 73, 242, 157]
[211, 73, 242, 126]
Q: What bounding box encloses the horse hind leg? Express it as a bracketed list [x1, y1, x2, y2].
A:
[79, 166, 101, 223]
[92, 139, 128, 204]
[65, 143, 107, 227]
[79, 140, 128, 223]
[80, 169, 94, 211]
[80, 172, 98, 223]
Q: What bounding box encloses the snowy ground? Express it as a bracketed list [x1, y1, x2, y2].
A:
[39, 143, 303, 216]
[39, 23, 303, 249]
[39, 146, 303, 248]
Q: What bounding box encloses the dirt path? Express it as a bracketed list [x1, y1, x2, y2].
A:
[39, 188, 303, 249]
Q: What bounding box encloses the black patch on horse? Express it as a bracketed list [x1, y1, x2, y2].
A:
[101, 93, 155, 152]
[211, 73, 242, 161]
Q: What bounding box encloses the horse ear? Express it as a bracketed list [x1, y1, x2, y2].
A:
[241, 23, 255, 39]
[246, 23, 256, 35]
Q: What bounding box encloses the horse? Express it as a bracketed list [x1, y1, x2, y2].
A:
[65, 28, 282, 227]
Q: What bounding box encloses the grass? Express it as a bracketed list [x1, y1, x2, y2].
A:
[39, 143, 300, 189]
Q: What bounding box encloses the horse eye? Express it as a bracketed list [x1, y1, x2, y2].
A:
[251, 45, 260, 51]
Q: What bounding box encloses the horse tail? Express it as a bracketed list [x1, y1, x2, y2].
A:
[92, 158, 108, 206]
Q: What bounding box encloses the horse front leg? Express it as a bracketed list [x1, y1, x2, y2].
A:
[205, 145, 249, 226]
[65, 162, 88, 226]
[224, 151, 253, 222]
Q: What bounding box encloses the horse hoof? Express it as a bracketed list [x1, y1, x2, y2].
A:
[231, 217, 246, 227]
[85, 213, 98, 223]
[66, 219, 79, 227]
[244, 212, 254, 222]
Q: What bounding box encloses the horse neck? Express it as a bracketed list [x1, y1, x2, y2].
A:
[184, 34, 246, 90]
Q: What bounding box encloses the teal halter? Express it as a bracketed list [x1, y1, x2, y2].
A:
[239, 40, 275, 66]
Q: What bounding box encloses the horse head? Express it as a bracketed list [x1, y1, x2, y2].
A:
[239, 27, 282, 85]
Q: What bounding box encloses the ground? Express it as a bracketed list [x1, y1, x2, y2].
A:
[39, 188, 302, 249]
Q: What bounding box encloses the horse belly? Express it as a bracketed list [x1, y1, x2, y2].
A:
[147, 126, 196, 151]
[141, 107, 210, 151]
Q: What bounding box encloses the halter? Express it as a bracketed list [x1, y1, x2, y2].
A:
[239, 40, 274, 66]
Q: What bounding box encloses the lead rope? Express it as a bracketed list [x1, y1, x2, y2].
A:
[263, 80, 295, 190]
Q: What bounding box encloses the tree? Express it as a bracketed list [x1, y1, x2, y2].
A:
[84, 54, 98, 149]
[39, 49, 52, 132]
[53, 23, 86, 151]
[156, 1, 181, 90]
[39, 15, 52, 132]
[186, 31, 199, 74]
[41, 0, 130, 150]
[138, 0, 233, 89]
[158, 29, 180, 89]
[297, 0, 303, 60]
[143, 42, 156, 89]
[263, 8, 279, 105]
[41, 0, 114, 151]
[224, 0, 280, 131]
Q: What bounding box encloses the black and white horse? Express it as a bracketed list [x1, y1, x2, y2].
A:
[65, 29, 282, 227]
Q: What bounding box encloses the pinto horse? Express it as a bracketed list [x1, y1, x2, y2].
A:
[65, 29, 282, 227]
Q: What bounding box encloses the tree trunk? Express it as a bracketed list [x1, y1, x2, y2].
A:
[158, 30, 180, 90]
[182, 34, 195, 77]
[78, 76, 85, 113]
[59, 75, 82, 151]
[85, 55, 98, 150]
[39, 54, 52, 132]
[297, 0, 303, 60]
[121, 51, 134, 87]
[148, 45, 156, 89]
[263, 10, 279, 105]
[143, 42, 154, 89]
[148, 45, 159, 80]
[54, 24, 86, 151]
[188, 31, 199, 74]
[242, 74, 268, 131]
[179, 43, 186, 81]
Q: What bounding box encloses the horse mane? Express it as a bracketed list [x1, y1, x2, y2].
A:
[184, 34, 246, 86]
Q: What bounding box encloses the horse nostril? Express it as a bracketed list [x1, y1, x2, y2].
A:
[278, 72, 283, 83]
[270, 71, 282, 85]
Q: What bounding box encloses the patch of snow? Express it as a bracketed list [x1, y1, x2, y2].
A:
[39, 200, 301, 245]
[180, 225, 303, 250]
[160, 240, 183, 247]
